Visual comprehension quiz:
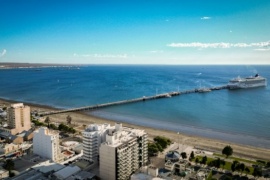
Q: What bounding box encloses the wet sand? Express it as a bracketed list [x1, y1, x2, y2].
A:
[1, 98, 270, 161]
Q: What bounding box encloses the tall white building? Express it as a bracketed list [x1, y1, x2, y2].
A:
[99, 123, 148, 180]
[0, 103, 31, 135]
[82, 123, 110, 162]
[33, 127, 61, 162]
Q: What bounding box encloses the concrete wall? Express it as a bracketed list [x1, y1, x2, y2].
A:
[99, 144, 116, 180]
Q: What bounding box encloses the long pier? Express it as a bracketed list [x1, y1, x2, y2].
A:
[39, 85, 228, 116]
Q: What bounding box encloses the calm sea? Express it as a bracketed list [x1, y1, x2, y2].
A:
[1, 65, 270, 147]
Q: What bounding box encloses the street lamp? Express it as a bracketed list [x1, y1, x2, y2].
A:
[177, 132, 180, 150]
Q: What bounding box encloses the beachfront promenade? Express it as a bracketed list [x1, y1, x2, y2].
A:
[39, 85, 228, 116]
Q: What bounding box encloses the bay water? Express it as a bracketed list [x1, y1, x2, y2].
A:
[1, 65, 269, 147]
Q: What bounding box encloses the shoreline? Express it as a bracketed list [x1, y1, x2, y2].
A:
[1, 97, 270, 161]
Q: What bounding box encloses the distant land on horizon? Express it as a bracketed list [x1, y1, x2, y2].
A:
[0, 62, 270, 69]
[0, 62, 83, 69]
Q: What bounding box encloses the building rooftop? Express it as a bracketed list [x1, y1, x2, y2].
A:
[131, 173, 165, 180]
[32, 161, 65, 173]
[103, 126, 146, 147]
[84, 123, 110, 132]
[66, 170, 96, 180]
[34, 127, 58, 136]
[53, 165, 81, 179]
[11, 103, 25, 108]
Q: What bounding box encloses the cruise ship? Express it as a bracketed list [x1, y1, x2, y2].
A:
[228, 74, 267, 89]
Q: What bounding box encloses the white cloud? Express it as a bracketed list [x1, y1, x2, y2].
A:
[201, 16, 211, 20]
[167, 41, 270, 49]
[149, 50, 163, 53]
[73, 53, 128, 59]
[0, 49, 7, 57]
[254, 48, 270, 51]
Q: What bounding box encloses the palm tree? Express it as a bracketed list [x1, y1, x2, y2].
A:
[66, 115, 72, 125]
[44, 116, 50, 128]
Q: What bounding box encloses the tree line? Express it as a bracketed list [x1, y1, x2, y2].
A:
[32, 115, 76, 134]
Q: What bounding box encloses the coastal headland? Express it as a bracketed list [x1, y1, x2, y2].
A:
[1, 98, 270, 161]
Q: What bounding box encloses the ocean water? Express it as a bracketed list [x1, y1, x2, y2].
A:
[1, 65, 270, 148]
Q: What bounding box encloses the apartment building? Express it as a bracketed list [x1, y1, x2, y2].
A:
[82, 123, 110, 162]
[0, 103, 31, 135]
[99, 123, 148, 180]
[33, 127, 62, 162]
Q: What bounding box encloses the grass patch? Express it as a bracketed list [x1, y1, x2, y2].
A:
[213, 153, 257, 164]
[194, 155, 254, 175]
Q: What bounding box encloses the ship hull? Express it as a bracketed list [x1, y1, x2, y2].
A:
[228, 78, 267, 90]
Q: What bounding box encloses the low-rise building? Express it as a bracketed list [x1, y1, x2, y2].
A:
[53, 165, 81, 180]
[0, 143, 21, 156]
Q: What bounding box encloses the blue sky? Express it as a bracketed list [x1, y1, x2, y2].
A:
[0, 0, 270, 64]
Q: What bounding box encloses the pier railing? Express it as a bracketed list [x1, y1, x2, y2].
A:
[38, 85, 228, 116]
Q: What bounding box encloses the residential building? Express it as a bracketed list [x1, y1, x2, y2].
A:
[0, 103, 31, 135]
[33, 127, 62, 162]
[99, 123, 148, 180]
[0, 143, 21, 156]
[0, 142, 31, 158]
[82, 123, 110, 162]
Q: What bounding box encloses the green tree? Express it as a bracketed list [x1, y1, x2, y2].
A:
[222, 145, 233, 158]
[244, 167, 250, 175]
[58, 123, 68, 131]
[154, 136, 170, 149]
[201, 156, 207, 165]
[181, 152, 187, 159]
[253, 167, 262, 177]
[189, 151, 195, 160]
[195, 158, 199, 164]
[220, 159, 226, 168]
[208, 158, 221, 168]
[58, 123, 76, 133]
[66, 115, 72, 125]
[3, 159, 14, 171]
[215, 158, 221, 168]
[32, 120, 46, 127]
[156, 143, 163, 152]
[231, 160, 239, 172]
[44, 116, 51, 128]
[239, 163, 245, 174]
[266, 161, 270, 167]
[49, 124, 58, 130]
[148, 143, 159, 156]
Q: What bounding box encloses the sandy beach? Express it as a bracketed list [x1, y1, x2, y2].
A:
[1, 98, 270, 161]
